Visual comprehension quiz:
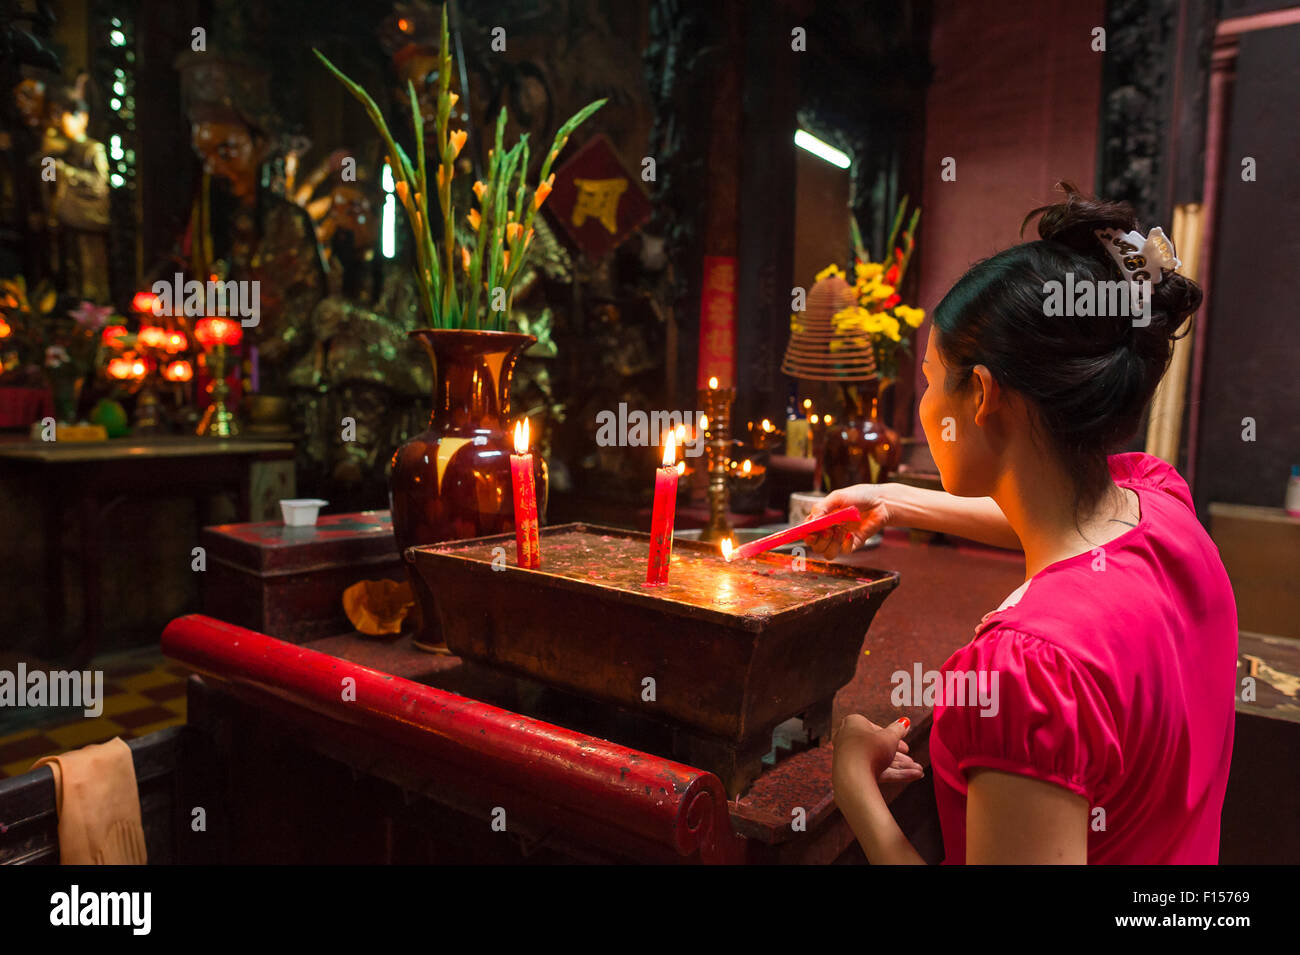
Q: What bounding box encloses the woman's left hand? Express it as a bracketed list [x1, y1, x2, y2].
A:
[832, 714, 924, 798]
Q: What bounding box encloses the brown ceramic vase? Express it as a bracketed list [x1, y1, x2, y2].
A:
[389, 329, 546, 650]
[819, 379, 901, 491]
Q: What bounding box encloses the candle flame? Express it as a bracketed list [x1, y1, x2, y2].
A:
[674, 423, 686, 444]
[825, 414, 833, 425]
[810, 414, 820, 425]
[802, 398, 812, 410]
[708, 376, 719, 389]
[721, 537, 734, 561]
[742, 459, 752, 474]
[676, 460, 686, 476]
[514, 417, 530, 454]
[699, 414, 709, 432]
[761, 418, 772, 431]
[662, 430, 676, 467]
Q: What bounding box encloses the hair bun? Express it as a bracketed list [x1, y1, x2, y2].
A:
[1027, 181, 1200, 345]
[1023, 181, 1138, 253]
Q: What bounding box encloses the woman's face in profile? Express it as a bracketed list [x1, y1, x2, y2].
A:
[918, 325, 995, 497]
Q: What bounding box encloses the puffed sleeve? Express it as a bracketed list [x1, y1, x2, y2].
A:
[1108, 452, 1194, 511]
[933, 627, 1123, 804]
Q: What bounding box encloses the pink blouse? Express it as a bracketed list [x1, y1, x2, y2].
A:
[929, 453, 1238, 864]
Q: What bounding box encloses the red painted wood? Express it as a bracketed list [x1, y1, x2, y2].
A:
[161, 614, 747, 863]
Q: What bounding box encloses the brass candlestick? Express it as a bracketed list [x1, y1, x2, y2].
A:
[698, 382, 735, 544]
[196, 343, 239, 437]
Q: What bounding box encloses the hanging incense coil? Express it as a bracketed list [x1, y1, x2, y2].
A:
[781, 274, 879, 382]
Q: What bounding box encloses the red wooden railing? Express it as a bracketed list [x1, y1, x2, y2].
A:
[162, 614, 747, 863]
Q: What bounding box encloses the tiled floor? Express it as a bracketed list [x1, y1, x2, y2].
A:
[0, 651, 190, 778]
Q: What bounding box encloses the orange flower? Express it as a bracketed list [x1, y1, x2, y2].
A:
[437, 166, 448, 190]
[526, 228, 535, 245]
[449, 129, 468, 159]
[473, 180, 486, 200]
[448, 91, 460, 111]
[506, 222, 523, 243]
[503, 251, 511, 272]
[534, 173, 555, 209]
[343, 579, 416, 636]
[394, 180, 409, 204]
[461, 247, 471, 272]
[466, 209, 482, 231]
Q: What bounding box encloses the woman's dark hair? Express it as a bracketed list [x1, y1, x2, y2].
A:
[931, 182, 1203, 514]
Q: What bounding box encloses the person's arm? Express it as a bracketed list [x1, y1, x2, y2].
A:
[831, 716, 927, 864]
[965, 769, 1089, 864]
[883, 484, 1021, 550]
[835, 770, 928, 864]
[809, 482, 1022, 555]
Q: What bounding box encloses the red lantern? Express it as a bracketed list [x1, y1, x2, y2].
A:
[164, 360, 194, 382]
[194, 317, 243, 348]
[137, 325, 168, 349]
[101, 324, 128, 346]
[107, 357, 135, 380]
[131, 291, 160, 314]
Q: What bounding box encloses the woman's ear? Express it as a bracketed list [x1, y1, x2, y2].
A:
[970, 364, 1002, 427]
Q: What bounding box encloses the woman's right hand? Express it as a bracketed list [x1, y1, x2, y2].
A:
[806, 484, 895, 559]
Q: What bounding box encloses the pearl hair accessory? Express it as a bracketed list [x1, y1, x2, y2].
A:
[1095, 226, 1182, 314]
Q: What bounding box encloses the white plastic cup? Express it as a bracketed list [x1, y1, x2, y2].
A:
[280, 498, 328, 527]
[788, 491, 826, 525]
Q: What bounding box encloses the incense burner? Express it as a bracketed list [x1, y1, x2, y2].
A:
[410, 523, 898, 794]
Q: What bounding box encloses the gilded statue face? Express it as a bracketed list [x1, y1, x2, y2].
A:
[14, 80, 46, 128]
[395, 49, 440, 125]
[192, 119, 257, 192]
[59, 109, 89, 142]
[328, 185, 377, 249]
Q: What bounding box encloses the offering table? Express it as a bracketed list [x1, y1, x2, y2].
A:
[162, 528, 1026, 863]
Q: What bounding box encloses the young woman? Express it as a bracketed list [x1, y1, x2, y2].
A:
[809, 186, 1238, 864]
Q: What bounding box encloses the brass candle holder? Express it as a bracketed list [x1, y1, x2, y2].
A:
[194, 318, 243, 438]
[698, 379, 735, 544]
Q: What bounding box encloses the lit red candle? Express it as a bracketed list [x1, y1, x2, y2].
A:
[646, 431, 679, 585]
[510, 417, 541, 569]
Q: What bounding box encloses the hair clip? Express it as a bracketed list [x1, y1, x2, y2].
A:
[1094, 226, 1181, 315]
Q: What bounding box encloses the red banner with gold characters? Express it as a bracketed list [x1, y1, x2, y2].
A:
[698, 255, 736, 388]
[547, 134, 652, 262]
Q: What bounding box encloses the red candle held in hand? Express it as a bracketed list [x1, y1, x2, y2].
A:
[724, 505, 862, 561]
[646, 432, 679, 585]
[510, 417, 541, 569]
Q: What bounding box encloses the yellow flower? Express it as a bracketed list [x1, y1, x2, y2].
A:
[879, 314, 901, 342]
[854, 261, 883, 282]
[534, 174, 555, 209]
[869, 283, 897, 301]
[449, 129, 468, 160]
[466, 209, 482, 230]
[815, 264, 846, 282]
[448, 92, 460, 111]
[896, 305, 926, 328]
